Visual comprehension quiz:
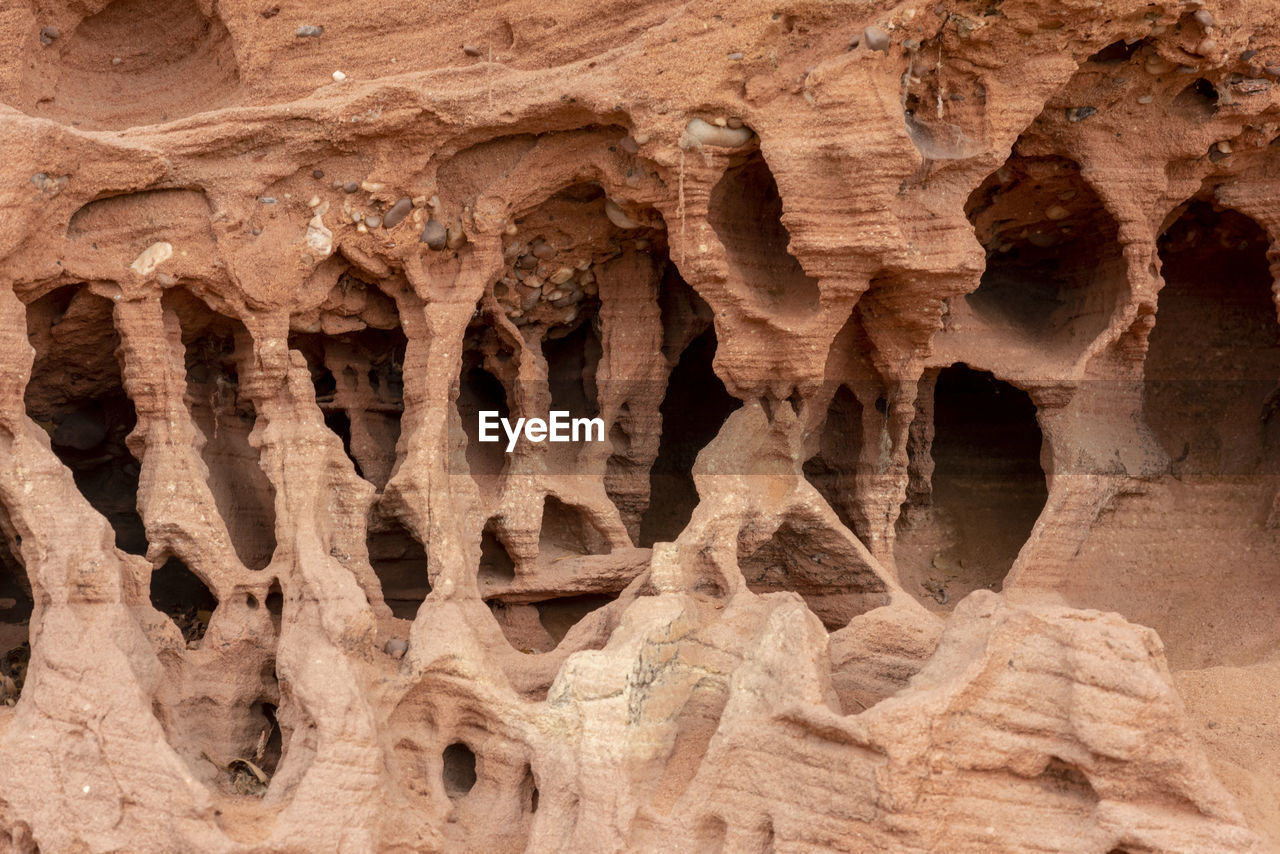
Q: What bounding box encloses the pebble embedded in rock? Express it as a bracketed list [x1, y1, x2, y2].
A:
[446, 225, 466, 250]
[384, 638, 408, 659]
[462, 44, 482, 57]
[531, 239, 557, 260]
[1193, 9, 1214, 28]
[604, 198, 640, 229]
[1066, 106, 1097, 122]
[684, 117, 753, 148]
[1196, 38, 1219, 56]
[727, 51, 744, 60]
[863, 26, 891, 53]
[39, 26, 59, 45]
[383, 198, 413, 228]
[364, 215, 382, 229]
[619, 136, 640, 154]
[420, 219, 447, 249]
[296, 25, 324, 37]
[312, 169, 325, 179]
[343, 182, 359, 193]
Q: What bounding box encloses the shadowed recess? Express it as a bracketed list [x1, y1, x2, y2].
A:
[895, 365, 1046, 607]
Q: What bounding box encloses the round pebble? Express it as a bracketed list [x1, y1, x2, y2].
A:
[332, 70, 347, 82]
[39, 26, 59, 45]
[1196, 38, 1218, 56]
[343, 182, 359, 193]
[1193, 9, 1214, 28]
[463, 44, 483, 57]
[863, 26, 891, 53]
[420, 219, 447, 250]
[365, 215, 382, 229]
[531, 239, 557, 260]
[384, 638, 408, 659]
[383, 197, 413, 228]
[296, 24, 324, 37]
[312, 169, 325, 179]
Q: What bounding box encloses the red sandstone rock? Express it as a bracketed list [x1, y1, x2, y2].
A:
[0, 0, 1275, 851]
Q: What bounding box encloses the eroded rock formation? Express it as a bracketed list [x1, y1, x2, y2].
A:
[0, 0, 1277, 850]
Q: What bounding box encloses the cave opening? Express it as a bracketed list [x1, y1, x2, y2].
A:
[366, 516, 430, 620]
[1146, 201, 1280, 477]
[539, 495, 610, 560]
[442, 742, 478, 798]
[895, 364, 1046, 607]
[149, 556, 218, 648]
[167, 289, 277, 571]
[708, 151, 819, 315]
[478, 521, 516, 586]
[0, 514, 31, 706]
[543, 320, 601, 419]
[964, 153, 1124, 348]
[802, 385, 864, 536]
[487, 590, 617, 654]
[738, 517, 891, 631]
[292, 320, 407, 491]
[26, 285, 148, 556]
[456, 341, 511, 481]
[638, 328, 741, 547]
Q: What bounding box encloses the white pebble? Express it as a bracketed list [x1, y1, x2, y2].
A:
[604, 199, 639, 229]
[684, 117, 753, 148]
[130, 242, 173, 276]
[332, 70, 347, 82]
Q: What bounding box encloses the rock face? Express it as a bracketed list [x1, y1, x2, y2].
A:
[0, 0, 1277, 851]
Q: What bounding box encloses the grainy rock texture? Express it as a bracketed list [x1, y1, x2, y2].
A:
[0, 0, 1277, 851]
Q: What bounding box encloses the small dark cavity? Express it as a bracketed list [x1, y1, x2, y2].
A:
[1088, 38, 1150, 64]
[442, 742, 477, 798]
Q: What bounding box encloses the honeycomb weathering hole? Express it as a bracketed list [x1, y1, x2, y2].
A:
[366, 516, 430, 620]
[0, 514, 32, 706]
[291, 298, 407, 492]
[1146, 201, 1280, 477]
[708, 152, 820, 316]
[26, 286, 149, 556]
[638, 328, 741, 547]
[442, 742, 477, 798]
[32, 0, 240, 130]
[965, 153, 1124, 349]
[895, 365, 1047, 608]
[169, 290, 277, 571]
